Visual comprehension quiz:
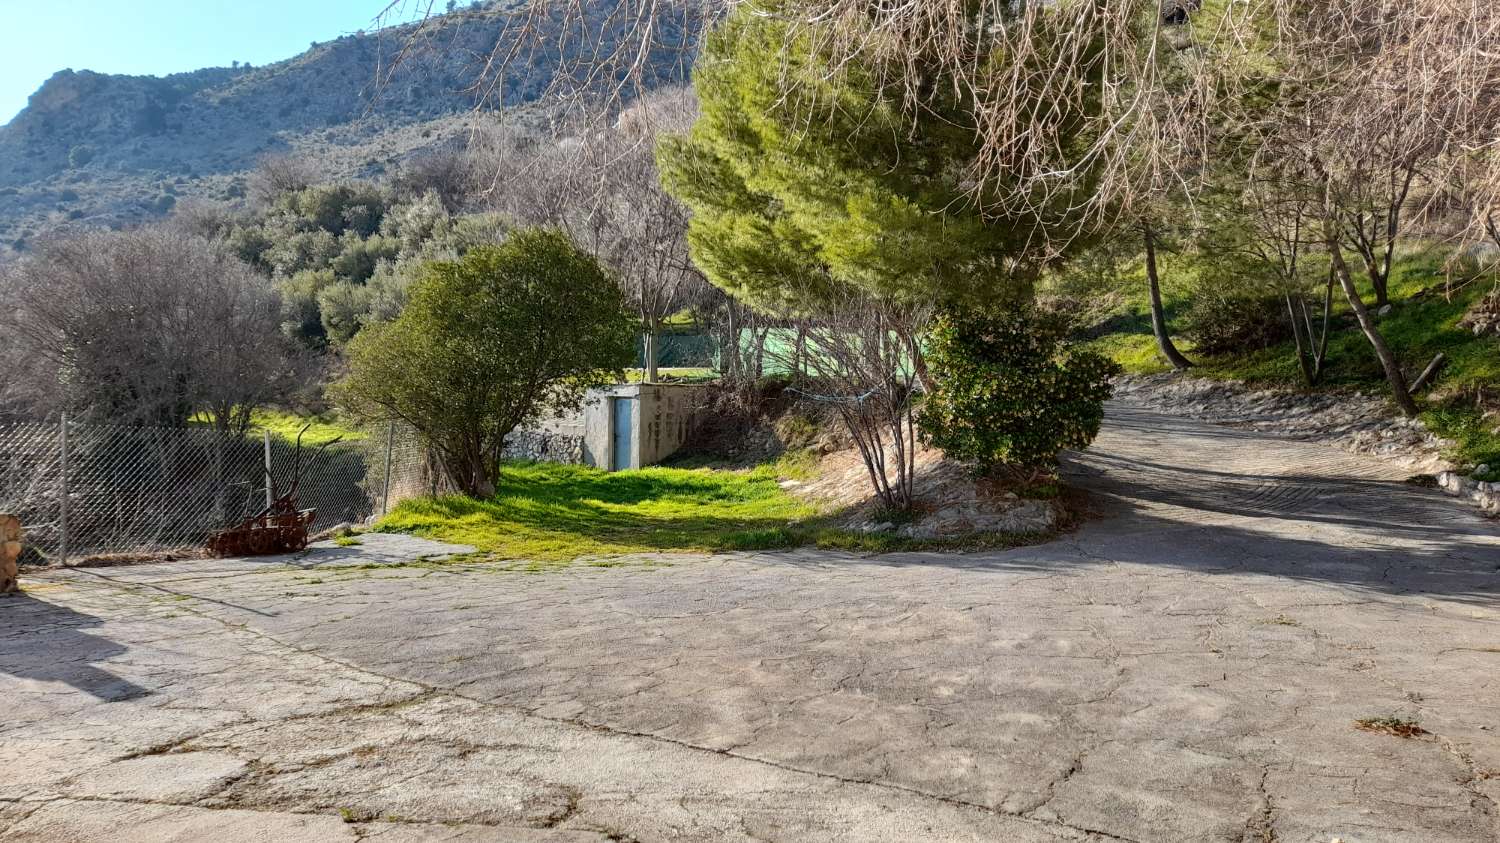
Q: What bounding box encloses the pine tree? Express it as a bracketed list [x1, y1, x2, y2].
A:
[657, 6, 1100, 311]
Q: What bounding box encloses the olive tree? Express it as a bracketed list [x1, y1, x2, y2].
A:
[335, 228, 636, 497]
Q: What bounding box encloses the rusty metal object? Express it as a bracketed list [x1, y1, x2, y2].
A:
[206, 424, 335, 558]
[206, 494, 316, 557]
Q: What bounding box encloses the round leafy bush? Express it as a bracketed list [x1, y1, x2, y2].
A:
[1182, 286, 1293, 356]
[918, 308, 1119, 475]
[336, 228, 636, 497]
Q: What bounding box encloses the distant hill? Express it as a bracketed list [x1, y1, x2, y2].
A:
[0, 0, 699, 255]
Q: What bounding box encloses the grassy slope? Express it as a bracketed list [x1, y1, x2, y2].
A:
[188, 408, 367, 445]
[1079, 246, 1500, 474]
[249, 409, 367, 445]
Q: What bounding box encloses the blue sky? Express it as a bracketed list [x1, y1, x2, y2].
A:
[1, 1, 435, 125]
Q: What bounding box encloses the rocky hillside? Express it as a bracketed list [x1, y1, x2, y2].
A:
[0, 0, 699, 254]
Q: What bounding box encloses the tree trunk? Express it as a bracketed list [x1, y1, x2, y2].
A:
[1327, 230, 1418, 417]
[444, 442, 497, 498]
[1312, 265, 1334, 383]
[1143, 224, 1194, 370]
[1366, 262, 1390, 309]
[1285, 293, 1316, 386]
[644, 326, 660, 384]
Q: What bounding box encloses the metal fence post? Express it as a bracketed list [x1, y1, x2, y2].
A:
[58, 413, 69, 566]
[263, 430, 273, 510]
[380, 421, 396, 516]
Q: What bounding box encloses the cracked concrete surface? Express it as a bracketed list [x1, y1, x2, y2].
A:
[2, 405, 1498, 842]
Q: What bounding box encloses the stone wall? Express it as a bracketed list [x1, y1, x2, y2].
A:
[1436, 471, 1500, 516]
[501, 430, 585, 465]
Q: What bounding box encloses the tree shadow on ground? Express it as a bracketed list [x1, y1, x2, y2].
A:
[759, 507, 1500, 604]
[749, 403, 1500, 600]
[754, 449, 1500, 604]
[0, 593, 150, 701]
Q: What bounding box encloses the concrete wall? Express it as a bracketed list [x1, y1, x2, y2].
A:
[633, 384, 703, 469]
[534, 384, 703, 471]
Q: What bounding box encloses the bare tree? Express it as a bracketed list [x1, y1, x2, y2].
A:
[0, 228, 303, 430]
[1341, 145, 1419, 310]
[688, 284, 771, 410]
[774, 291, 929, 512]
[392, 146, 474, 210]
[248, 153, 322, 206]
[476, 90, 707, 381]
[1216, 159, 1335, 386]
[1253, 0, 1500, 416]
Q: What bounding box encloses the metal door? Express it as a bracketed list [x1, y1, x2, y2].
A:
[611, 397, 636, 471]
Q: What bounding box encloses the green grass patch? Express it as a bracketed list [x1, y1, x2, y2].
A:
[1083, 245, 1500, 468]
[250, 409, 367, 445]
[373, 459, 1063, 566]
[1422, 405, 1500, 481]
[1079, 331, 1177, 375]
[622, 367, 718, 384]
[375, 460, 820, 561]
[189, 408, 367, 444]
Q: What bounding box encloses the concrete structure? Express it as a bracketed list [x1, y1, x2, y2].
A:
[532, 383, 704, 471]
[579, 383, 702, 471]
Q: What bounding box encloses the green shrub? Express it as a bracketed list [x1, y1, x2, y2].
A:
[918, 308, 1119, 475]
[337, 229, 636, 497]
[1182, 287, 1293, 356]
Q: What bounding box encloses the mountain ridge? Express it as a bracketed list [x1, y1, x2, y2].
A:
[0, 0, 697, 255]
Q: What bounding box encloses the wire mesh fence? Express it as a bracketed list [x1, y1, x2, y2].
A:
[0, 418, 475, 564]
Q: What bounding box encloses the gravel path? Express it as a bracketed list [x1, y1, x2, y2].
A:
[2, 405, 1498, 842]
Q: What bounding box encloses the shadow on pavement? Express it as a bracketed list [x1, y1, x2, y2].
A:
[0, 593, 150, 701]
[753, 416, 1500, 604]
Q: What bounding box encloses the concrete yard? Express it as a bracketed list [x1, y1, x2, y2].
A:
[2, 405, 1498, 841]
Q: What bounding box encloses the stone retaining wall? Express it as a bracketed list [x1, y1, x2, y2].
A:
[502, 430, 585, 465]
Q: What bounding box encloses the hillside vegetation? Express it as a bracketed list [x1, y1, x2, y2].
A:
[1070, 246, 1500, 476]
[0, 0, 697, 255]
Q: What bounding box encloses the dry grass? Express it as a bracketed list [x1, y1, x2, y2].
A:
[1354, 717, 1428, 739]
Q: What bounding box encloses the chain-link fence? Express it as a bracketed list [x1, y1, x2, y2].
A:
[0, 418, 580, 564]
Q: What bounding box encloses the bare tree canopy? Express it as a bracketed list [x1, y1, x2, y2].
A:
[388, 0, 1500, 251]
[470, 88, 708, 380]
[0, 228, 304, 430]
